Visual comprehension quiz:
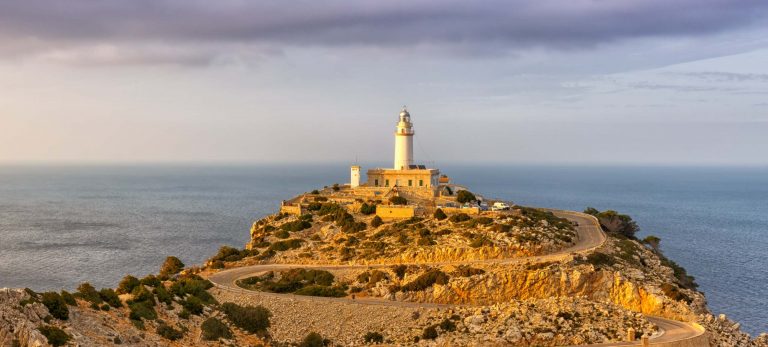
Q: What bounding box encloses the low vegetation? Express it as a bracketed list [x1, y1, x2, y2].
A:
[238, 268, 347, 297]
[401, 269, 449, 292]
[220, 302, 271, 335]
[38, 325, 70, 347]
[201, 317, 233, 341]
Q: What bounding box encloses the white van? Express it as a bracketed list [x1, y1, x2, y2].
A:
[492, 202, 510, 211]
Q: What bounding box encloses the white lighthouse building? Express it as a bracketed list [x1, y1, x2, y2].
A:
[393, 107, 414, 170]
[353, 106, 439, 195]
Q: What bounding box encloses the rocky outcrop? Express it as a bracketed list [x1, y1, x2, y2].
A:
[0, 289, 51, 347]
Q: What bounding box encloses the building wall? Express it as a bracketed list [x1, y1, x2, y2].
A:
[367, 168, 439, 189]
[376, 206, 416, 219]
[350, 166, 361, 188]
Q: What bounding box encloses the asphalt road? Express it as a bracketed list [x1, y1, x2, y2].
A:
[207, 209, 704, 346]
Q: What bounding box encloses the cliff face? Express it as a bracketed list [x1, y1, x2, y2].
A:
[395, 265, 693, 321]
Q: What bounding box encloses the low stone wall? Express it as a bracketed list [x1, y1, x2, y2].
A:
[649, 324, 708, 347]
[376, 206, 415, 219]
[442, 207, 480, 215]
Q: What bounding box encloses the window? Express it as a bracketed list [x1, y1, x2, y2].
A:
[408, 180, 413, 186]
[385, 179, 389, 187]
[419, 179, 423, 186]
[374, 179, 379, 186]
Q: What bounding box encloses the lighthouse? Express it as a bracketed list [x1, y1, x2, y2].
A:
[393, 106, 414, 170]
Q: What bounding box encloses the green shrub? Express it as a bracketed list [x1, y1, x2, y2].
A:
[59, 290, 76, 306]
[433, 208, 447, 220]
[168, 275, 215, 299]
[100, 304, 110, 311]
[401, 269, 449, 292]
[274, 230, 290, 239]
[300, 332, 328, 347]
[182, 295, 204, 315]
[360, 203, 377, 215]
[130, 285, 155, 305]
[220, 303, 271, 334]
[456, 190, 476, 204]
[38, 325, 70, 347]
[128, 301, 157, 321]
[332, 183, 340, 191]
[99, 288, 122, 308]
[422, 325, 438, 340]
[469, 235, 492, 248]
[281, 220, 312, 232]
[140, 274, 161, 287]
[389, 196, 408, 205]
[153, 286, 173, 306]
[370, 215, 383, 228]
[156, 322, 184, 341]
[116, 275, 141, 294]
[294, 285, 347, 297]
[177, 309, 190, 320]
[364, 331, 384, 344]
[448, 213, 471, 223]
[159, 256, 185, 278]
[41, 292, 68, 320]
[201, 317, 233, 341]
[76, 282, 102, 304]
[585, 252, 613, 267]
[268, 239, 304, 252]
[310, 189, 320, 195]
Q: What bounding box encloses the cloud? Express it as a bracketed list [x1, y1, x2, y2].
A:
[674, 71, 768, 83]
[1, 0, 767, 65]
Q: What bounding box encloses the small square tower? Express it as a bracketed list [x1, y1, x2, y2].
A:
[350, 165, 361, 188]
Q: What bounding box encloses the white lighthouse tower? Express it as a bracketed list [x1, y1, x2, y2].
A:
[393, 106, 414, 170]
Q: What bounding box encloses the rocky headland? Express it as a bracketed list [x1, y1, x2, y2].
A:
[1, 185, 766, 346]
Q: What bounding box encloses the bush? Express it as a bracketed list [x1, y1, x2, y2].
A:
[294, 285, 347, 297]
[389, 196, 408, 205]
[401, 269, 449, 292]
[310, 189, 320, 194]
[660, 283, 692, 303]
[156, 322, 184, 341]
[153, 286, 173, 306]
[159, 256, 185, 278]
[38, 325, 70, 347]
[274, 230, 290, 239]
[140, 274, 161, 287]
[300, 332, 328, 347]
[268, 239, 304, 252]
[281, 220, 312, 232]
[177, 309, 190, 320]
[130, 285, 155, 305]
[360, 203, 377, 215]
[585, 252, 613, 267]
[76, 282, 102, 304]
[448, 213, 471, 223]
[117, 275, 141, 294]
[59, 290, 76, 306]
[370, 215, 383, 228]
[422, 325, 438, 340]
[456, 190, 476, 204]
[128, 301, 157, 321]
[364, 331, 384, 344]
[220, 303, 271, 334]
[41, 292, 69, 320]
[182, 295, 204, 315]
[332, 183, 340, 191]
[433, 208, 447, 220]
[201, 317, 233, 341]
[99, 288, 122, 308]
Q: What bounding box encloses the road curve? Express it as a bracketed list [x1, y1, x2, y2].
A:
[207, 209, 703, 346]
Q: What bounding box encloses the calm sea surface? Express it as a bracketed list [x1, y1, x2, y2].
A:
[0, 164, 766, 335]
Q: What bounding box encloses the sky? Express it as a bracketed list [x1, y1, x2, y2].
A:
[2, 0, 768, 165]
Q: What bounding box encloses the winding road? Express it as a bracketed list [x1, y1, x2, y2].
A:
[208, 210, 705, 346]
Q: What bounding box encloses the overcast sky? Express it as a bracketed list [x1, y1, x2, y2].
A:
[2, 0, 768, 165]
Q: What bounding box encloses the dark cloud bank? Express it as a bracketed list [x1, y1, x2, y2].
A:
[1, 0, 767, 62]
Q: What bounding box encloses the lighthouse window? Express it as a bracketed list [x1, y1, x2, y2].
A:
[385, 179, 389, 187]
[374, 179, 379, 186]
[419, 179, 423, 186]
[408, 180, 413, 186]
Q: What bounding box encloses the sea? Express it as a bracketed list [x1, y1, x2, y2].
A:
[0, 164, 765, 335]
